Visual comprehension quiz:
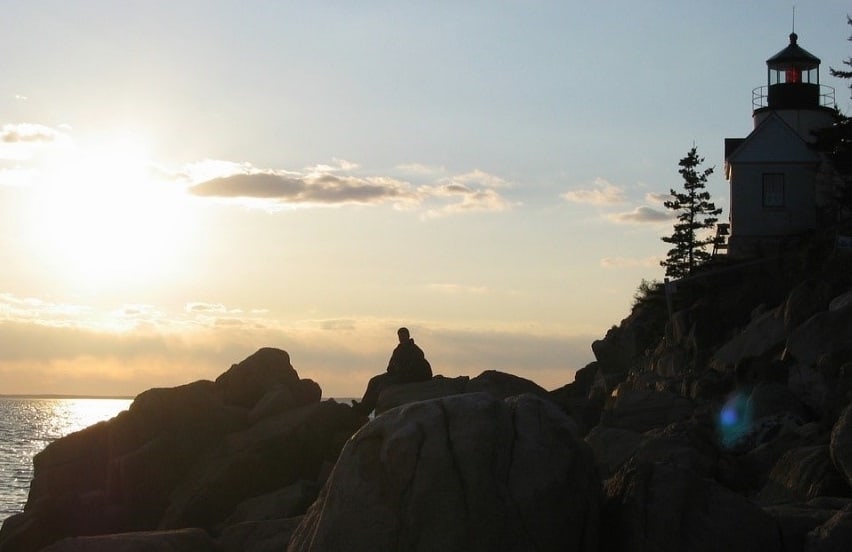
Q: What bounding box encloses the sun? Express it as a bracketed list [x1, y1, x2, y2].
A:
[27, 133, 196, 291]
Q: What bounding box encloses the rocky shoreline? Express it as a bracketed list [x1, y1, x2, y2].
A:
[1, 246, 852, 550]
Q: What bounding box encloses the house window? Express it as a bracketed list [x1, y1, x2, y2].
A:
[762, 174, 785, 207]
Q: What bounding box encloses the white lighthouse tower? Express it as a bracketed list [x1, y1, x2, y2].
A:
[724, 32, 838, 257]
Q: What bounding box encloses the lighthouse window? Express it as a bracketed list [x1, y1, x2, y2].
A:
[762, 174, 785, 207]
[785, 68, 801, 83]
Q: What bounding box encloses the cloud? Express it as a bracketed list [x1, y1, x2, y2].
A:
[186, 161, 514, 217]
[423, 186, 513, 218]
[562, 177, 625, 205]
[645, 192, 673, 204]
[185, 302, 231, 314]
[189, 171, 414, 206]
[427, 283, 491, 294]
[445, 169, 510, 189]
[319, 319, 358, 331]
[0, 293, 92, 325]
[396, 163, 445, 175]
[607, 206, 671, 224]
[0, 123, 70, 161]
[600, 256, 663, 269]
[1, 123, 65, 145]
[304, 158, 360, 173]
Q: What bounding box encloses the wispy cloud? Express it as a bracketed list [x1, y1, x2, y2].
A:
[1, 123, 66, 145]
[607, 206, 671, 224]
[561, 177, 625, 205]
[185, 302, 232, 314]
[304, 158, 359, 174]
[444, 169, 510, 189]
[0, 293, 92, 326]
[0, 123, 70, 161]
[0, 305, 596, 396]
[396, 163, 445, 175]
[427, 283, 491, 294]
[422, 185, 514, 218]
[645, 191, 673, 204]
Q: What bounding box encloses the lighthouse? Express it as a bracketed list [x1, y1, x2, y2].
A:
[724, 32, 838, 257]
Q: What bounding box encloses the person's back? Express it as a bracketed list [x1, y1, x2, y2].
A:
[387, 333, 432, 382]
[352, 327, 432, 417]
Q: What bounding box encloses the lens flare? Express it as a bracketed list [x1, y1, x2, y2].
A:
[717, 391, 753, 449]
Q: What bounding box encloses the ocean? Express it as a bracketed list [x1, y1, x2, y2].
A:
[0, 396, 132, 522]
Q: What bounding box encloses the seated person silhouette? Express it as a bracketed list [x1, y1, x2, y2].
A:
[352, 327, 432, 417]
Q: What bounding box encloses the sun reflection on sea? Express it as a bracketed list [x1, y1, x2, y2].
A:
[47, 398, 132, 438]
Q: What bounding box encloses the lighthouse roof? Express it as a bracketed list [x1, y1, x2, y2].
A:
[767, 33, 820, 70]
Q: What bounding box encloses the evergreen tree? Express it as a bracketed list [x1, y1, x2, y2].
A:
[660, 146, 721, 279]
[816, 15, 852, 219]
[829, 15, 852, 96]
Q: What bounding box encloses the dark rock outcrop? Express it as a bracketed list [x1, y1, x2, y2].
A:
[0, 348, 357, 552]
[4, 241, 852, 551]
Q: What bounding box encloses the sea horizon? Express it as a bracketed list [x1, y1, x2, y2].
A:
[0, 393, 135, 400]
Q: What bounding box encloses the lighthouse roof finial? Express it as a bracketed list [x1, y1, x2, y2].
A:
[767, 30, 819, 69]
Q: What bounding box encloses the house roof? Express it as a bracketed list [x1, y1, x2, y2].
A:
[724, 112, 820, 178]
[724, 138, 746, 160]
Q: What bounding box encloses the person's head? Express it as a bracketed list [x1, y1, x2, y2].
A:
[397, 327, 410, 343]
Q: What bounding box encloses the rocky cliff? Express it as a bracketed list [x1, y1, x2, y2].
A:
[1, 241, 852, 551]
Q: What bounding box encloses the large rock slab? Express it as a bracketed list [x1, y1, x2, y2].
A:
[804, 502, 852, 551]
[375, 370, 549, 415]
[599, 389, 695, 433]
[831, 404, 852, 489]
[763, 498, 850, 552]
[215, 347, 302, 408]
[39, 529, 216, 552]
[712, 305, 786, 370]
[160, 400, 360, 530]
[585, 426, 642, 478]
[223, 480, 319, 527]
[785, 304, 852, 368]
[465, 369, 550, 400]
[758, 446, 851, 505]
[375, 375, 469, 414]
[784, 279, 832, 332]
[288, 393, 602, 552]
[218, 518, 303, 552]
[592, 322, 641, 374]
[602, 460, 781, 552]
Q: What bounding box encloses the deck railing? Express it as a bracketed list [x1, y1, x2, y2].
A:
[752, 84, 836, 111]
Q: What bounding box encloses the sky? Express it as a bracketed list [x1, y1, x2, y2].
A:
[1, 1, 850, 398]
